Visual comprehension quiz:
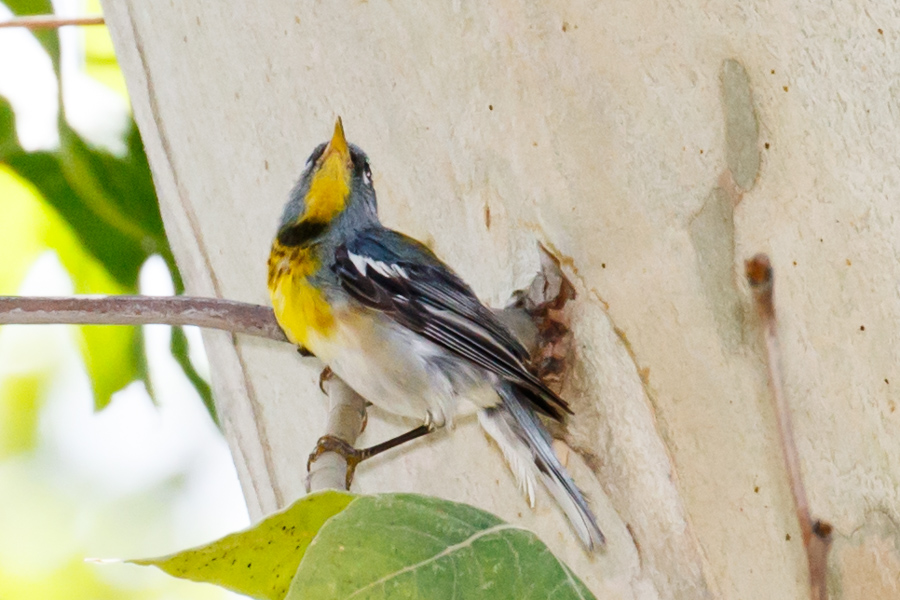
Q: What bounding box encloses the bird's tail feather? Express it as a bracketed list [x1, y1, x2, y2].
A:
[478, 384, 605, 550]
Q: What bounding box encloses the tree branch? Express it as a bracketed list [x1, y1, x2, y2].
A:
[0, 15, 104, 29]
[746, 254, 832, 600]
[0, 296, 286, 342]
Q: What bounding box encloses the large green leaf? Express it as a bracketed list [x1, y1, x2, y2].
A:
[130, 490, 356, 600]
[290, 494, 595, 600]
[126, 493, 596, 600]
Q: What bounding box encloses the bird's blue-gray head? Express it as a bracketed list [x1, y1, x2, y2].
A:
[276, 118, 378, 247]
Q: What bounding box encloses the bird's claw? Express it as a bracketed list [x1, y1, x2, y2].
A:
[318, 366, 334, 394]
[307, 434, 363, 489]
[424, 410, 436, 431]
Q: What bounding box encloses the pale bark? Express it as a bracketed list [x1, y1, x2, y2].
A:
[100, 2, 900, 598]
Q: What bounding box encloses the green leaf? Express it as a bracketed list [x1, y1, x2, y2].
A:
[0, 138, 148, 290]
[4, 146, 146, 289]
[126, 492, 595, 600]
[289, 494, 596, 600]
[130, 490, 356, 600]
[58, 125, 168, 249]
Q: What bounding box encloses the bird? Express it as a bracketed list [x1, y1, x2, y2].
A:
[267, 118, 605, 550]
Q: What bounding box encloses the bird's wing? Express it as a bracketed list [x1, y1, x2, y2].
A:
[332, 227, 571, 419]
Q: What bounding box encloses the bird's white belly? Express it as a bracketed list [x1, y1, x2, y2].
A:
[310, 309, 459, 426]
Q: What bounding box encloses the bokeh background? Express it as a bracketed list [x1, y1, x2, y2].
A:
[0, 1, 248, 597]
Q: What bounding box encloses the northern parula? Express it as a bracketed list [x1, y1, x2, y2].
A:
[268, 119, 604, 550]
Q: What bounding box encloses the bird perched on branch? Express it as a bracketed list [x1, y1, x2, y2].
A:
[267, 119, 604, 550]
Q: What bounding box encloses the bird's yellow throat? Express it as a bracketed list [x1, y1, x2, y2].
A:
[266, 119, 353, 348]
[267, 242, 335, 348]
[303, 152, 350, 223]
[303, 117, 352, 224]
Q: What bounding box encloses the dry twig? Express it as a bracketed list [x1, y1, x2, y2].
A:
[746, 254, 832, 600]
[0, 15, 104, 29]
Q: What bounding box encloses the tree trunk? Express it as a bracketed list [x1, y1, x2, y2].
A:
[101, 2, 900, 598]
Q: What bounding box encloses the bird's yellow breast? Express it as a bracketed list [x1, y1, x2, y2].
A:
[267, 241, 335, 349]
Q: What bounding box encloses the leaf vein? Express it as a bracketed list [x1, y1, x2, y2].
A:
[346, 523, 524, 598]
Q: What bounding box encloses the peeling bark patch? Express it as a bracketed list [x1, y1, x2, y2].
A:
[720, 59, 760, 191]
[830, 510, 900, 598]
[516, 246, 578, 392]
[689, 188, 743, 349]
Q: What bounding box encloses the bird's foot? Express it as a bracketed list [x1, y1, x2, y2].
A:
[307, 434, 363, 489]
[307, 417, 438, 490]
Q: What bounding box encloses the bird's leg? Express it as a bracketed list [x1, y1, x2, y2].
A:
[307, 413, 437, 489]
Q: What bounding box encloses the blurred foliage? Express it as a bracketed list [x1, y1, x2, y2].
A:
[0, 0, 214, 416]
[0, 5, 239, 600]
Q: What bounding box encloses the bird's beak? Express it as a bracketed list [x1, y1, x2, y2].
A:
[300, 118, 353, 222]
[322, 117, 350, 165]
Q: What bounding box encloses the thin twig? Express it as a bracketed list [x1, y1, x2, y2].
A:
[746, 254, 832, 600]
[0, 296, 287, 342]
[0, 15, 104, 29]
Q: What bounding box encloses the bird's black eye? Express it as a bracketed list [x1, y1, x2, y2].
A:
[305, 143, 327, 168]
[362, 162, 372, 186]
